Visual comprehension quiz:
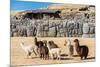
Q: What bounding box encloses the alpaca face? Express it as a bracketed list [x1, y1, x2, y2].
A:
[43, 40, 47, 45]
[20, 42, 24, 47]
[73, 39, 80, 50]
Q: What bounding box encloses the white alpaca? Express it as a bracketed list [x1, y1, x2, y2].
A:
[20, 42, 38, 58]
[64, 39, 73, 57]
[47, 42, 61, 60]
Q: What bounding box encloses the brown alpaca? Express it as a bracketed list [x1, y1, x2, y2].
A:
[74, 39, 89, 60]
[38, 40, 49, 60]
[34, 37, 49, 59]
[34, 37, 43, 48]
[48, 41, 58, 48]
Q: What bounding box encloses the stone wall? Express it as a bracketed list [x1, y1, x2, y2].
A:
[10, 12, 95, 38]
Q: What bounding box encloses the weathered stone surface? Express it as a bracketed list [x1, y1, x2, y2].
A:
[82, 34, 90, 38]
[89, 26, 95, 34]
[83, 23, 90, 34]
[90, 34, 95, 38]
[10, 12, 95, 38]
[48, 27, 57, 37]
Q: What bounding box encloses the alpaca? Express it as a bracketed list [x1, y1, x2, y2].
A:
[20, 42, 37, 58]
[38, 40, 49, 60]
[48, 41, 58, 48]
[34, 37, 44, 55]
[47, 41, 61, 60]
[64, 39, 74, 57]
[73, 39, 89, 60]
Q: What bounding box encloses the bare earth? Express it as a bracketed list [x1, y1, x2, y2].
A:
[10, 37, 95, 66]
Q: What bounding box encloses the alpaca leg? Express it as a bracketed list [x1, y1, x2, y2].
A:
[26, 52, 29, 59]
[84, 48, 88, 59]
[46, 55, 49, 60]
[41, 54, 44, 59]
[46, 54, 49, 60]
[43, 54, 45, 60]
[51, 54, 54, 60]
[70, 45, 74, 57]
[33, 49, 37, 56]
[84, 55, 87, 59]
[45, 54, 48, 60]
[48, 54, 49, 60]
[42, 54, 44, 60]
[35, 47, 39, 56]
[29, 52, 32, 58]
[80, 55, 83, 60]
[44, 55, 46, 60]
[58, 55, 61, 60]
[40, 54, 42, 59]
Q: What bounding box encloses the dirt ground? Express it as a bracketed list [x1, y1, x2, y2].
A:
[10, 37, 95, 66]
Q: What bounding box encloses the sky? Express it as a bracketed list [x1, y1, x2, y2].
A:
[10, 0, 56, 10]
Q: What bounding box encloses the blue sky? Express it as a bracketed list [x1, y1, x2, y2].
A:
[10, 0, 56, 10]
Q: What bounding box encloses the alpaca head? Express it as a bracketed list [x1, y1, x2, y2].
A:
[20, 42, 24, 46]
[74, 39, 80, 48]
[74, 39, 79, 42]
[64, 39, 71, 46]
[43, 40, 47, 46]
[20, 42, 25, 49]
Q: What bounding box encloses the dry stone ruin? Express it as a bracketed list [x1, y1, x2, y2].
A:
[10, 5, 95, 38]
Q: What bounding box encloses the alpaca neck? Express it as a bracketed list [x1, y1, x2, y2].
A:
[47, 44, 51, 50]
[67, 40, 71, 46]
[77, 42, 80, 47]
[75, 42, 80, 52]
[34, 39, 37, 46]
[20, 43, 25, 49]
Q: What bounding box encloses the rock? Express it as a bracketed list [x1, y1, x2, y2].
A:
[63, 20, 67, 28]
[74, 22, 79, 29]
[83, 23, 90, 34]
[48, 27, 57, 37]
[57, 32, 61, 37]
[43, 31, 48, 37]
[82, 34, 90, 38]
[90, 34, 95, 38]
[89, 26, 95, 34]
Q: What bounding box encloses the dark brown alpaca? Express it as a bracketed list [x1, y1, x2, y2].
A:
[38, 40, 49, 60]
[74, 39, 89, 60]
[34, 37, 49, 59]
[34, 37, 44, 56]
[34, 37, 43, 48]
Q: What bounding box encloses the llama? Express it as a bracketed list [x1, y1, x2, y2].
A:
[47, 41, 61, 60]
[64, 39, 73, 57]
[73, 39, 89, 60]
[38, 40, 49, 60]
[20, 42, 37, 59]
